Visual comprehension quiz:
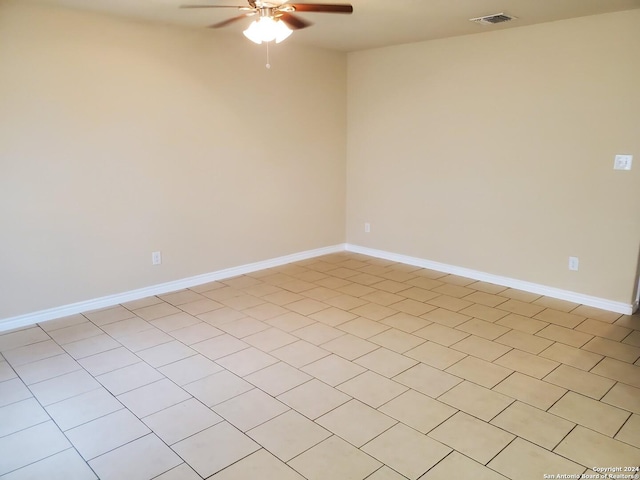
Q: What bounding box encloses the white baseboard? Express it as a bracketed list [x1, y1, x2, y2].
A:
[346, 244, 634, 315]
[0, 244, 346, 332]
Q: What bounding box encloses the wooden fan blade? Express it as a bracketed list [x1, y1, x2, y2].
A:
[208, 14, 249, 28]
[181, 4, 242, 8]
[289, 3, 353, 13]
[279, 12, 312, 30]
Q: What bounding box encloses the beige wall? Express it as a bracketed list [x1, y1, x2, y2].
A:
[347, 10, 640, 304]
[0, 1, 347, 319]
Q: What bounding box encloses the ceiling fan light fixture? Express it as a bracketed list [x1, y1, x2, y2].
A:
[243, 16, 292, 44]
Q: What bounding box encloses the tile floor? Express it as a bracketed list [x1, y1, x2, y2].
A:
[1, 252, 639, 480]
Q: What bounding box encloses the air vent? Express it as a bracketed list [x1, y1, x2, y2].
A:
[469, 13, 516, 25]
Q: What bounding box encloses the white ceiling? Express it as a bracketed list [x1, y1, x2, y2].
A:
[30, 0, 640, 51]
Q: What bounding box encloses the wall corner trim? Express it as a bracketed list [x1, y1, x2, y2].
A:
[346, 244, 634, 315]
[0, 244, 346, 332]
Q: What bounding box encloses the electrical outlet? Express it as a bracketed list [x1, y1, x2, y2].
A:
[614, 154, 633, 170]
[568, 256, 579, 271]
[152, 251, 162, 265]
[364, 223, 371, 233]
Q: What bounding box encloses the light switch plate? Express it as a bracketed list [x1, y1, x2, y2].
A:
[614, 154, 633, 170]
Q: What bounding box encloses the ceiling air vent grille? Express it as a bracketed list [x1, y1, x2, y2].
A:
[469, 13, 516, 25]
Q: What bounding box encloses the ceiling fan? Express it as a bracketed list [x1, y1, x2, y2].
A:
[180, 1, 354, 44]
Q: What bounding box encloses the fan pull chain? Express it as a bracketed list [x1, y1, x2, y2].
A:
[265, 41, 271, 69]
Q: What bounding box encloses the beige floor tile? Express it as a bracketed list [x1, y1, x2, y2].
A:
[221, 295, 266, 311]
[3, 340, 65, 367]
[216, 347, 278, 377]
[0, 361, 15, 382]
[445, 356, 512, 389]
[96, 362, 163, 396]
[317, 399, 396, 447]
[451, 336, 511, 362]
[322, 334, 378, 360]
[78, 347, 139, 376]
[494, 349, 559, 379]
[137, 340, 196, 368]
[361, 290, 405, 307]
[191, 334, 249, 360]
[101, 318, 154, 339]
[488, 438, 583, 480]
[350, 303, 398, 321]
[170, 323, 223, 345]
[369, 329, 424, 353]
[355, 347, 418, 378]
[576, 318, 632, 341]
[491, 401, 575, 449]
[438, 381, 513, 421]
[337, 283, 377, 297]
[398, 287, 440, 303]
[549, 391, 630, 437]
[210, 449, 304, 480]
[494, 329, 553, 354]
[309, 307, 358, 327]
[278, 378, 350, 419]
[462, 292, 507, 308]
[536, 324, 593, 348]
[117, 328, 173, 352]
[421, 308, 471, 327]
[62, 335, 121, 361]
[302, 286, 342, 301]
[466, 281, 507, 295]
[498, 289, 541, 303]
[213, 388, 289, 431]
[0, 328, 50, 353]
[90, 434, 182, 479]
[219, 317, 269, 337]
[532, 296, 580, 313]
[407, 277, 445, 290]
[429, 412, 514, 464]
[266, 312, 315, 332]
[302, 353, 366, 386]
[0, 421, 70, 476]
[294, 323, 345, 345]
[374, 279, 412, 294]
[624, 330, 640, 347]
[45, 388, 123, 431]
[159, 290, 205, 306]
[248, 410, 330, 461]
[184, 370, 252, 407]
[493, 372, 567, 410]
[198, 307, 246, 326]
[223, 275, 263, 289]
[425, 295, 474, 312]
[539, 342, 603, 370]
[245, 362, 311, 396]
[154, 463, 201, 480]
[554, 425, 640, 468]
[288, 435, 381, 480]
[339, 317, 391, 338]
[582, 336, 640, 363]
[66, 409, 150, 460]
[262, 290, 305, 306]
[117, 378, 190, 418]
[201, 286, 245, 302]
[458, 304, 509, 322]
[158, 354, 223, 386]
[456, 319, 510, 341]
[421, 451, 509, 480]
[432, 284, 475, 299]
[337, 371, 407, 408]
[121, 296, 164, 310]
[133, 302, 181, 321]
[601, 382, 640, 414]
[544, 364, 615, 399]
[366, 466, 409, 480]
[571, 305, 622, 323]
[14, 353, 81, 385]
[48, 323, 103, 345]
[270, 340, 330, 368]
[180, 299, 224, 316]
[495, 313, 548, 334]
[242, 303, 289, 321]
[243, 327, 297, 352]
[30, 370, 100, 406]
[286, 298, 329, 316]
[380, 313, 431, 333]
[0, 448, 97, 480]
[591, 357, 640, 388]
[379, 389, 456, 434]
[0, 398, 49, 437]
[84, 306, 136, 326]
[497, 299, 545, 317]
[323, 294, 369, 310]
[362, 423, 451, 480]
[173, 422, 259, 477]
[413, 323, 470, 346]
[615, 414, 640, 448]
[405, 341, 466, 369]
[394, 363, 462, 398]
[535, 309, 588, 329]
[389, 298, 435, 316]
[0, 378, 32, 408]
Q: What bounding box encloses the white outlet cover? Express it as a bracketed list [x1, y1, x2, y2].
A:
[614, 154, 633, 170]
[568, 256, 579, 271]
